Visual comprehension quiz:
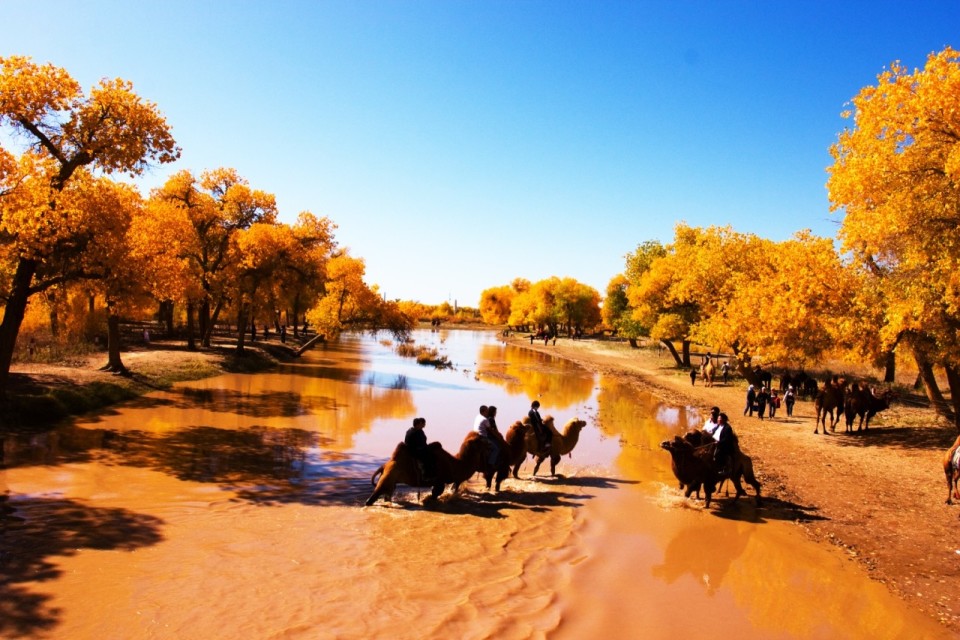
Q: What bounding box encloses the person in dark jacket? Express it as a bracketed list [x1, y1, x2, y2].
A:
[404, 417, 433, 479]
[743, 385, 757, 417]
[756, 386, 770, 420]
[713, 413, 737, 477]
[528, 400, 550, 452]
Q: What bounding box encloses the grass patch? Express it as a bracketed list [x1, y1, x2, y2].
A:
[395, 341, 452, 369]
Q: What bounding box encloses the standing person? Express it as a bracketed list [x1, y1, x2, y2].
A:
[690, 367, 698, 386]
[721, 361, 730, 384]
[784, 385, 796, 417]
[404, 417, 434, 479]
[769, 390, 780, 418]
[756, 386, 770, 420]
[744, 385, 757, 417]
[528, 400, 550, 452]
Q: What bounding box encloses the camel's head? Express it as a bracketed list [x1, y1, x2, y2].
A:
[507, 420, 528, 435]
[564, 418, 587, 433]
[660, 435, 688, 453]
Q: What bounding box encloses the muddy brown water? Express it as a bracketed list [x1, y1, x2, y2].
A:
[1, 330, 951, 639]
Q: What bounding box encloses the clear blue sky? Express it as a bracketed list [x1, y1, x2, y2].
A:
[3, 1, 958, 306]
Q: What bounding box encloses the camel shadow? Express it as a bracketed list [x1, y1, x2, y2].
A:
[708, 493, 828, 524]
[828, 425, 956, 451]
[0, 494, 164, 637]
[380, 486, 593, 519]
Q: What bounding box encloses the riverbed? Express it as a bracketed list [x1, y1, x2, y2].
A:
[1, 330, 950, 639]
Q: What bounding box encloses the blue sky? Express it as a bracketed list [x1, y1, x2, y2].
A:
[3, 1, 958, 306]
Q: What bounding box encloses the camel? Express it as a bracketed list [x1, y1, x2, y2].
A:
[685, 430, 761, 505]
[844, 382, 895, 432]
[365, 433, 488, 506]
[944, 434, 960, 505]
[814, 377, 847, 434]
[660, 430, 762, 508]
[661, 435, 719, 506]
[700, 360, 715, 387]
[524, 416, 588, 476]
[503, 419, 532, 479]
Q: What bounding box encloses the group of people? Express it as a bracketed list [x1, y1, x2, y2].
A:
[402, 400, 554, 481]
[743, 383, 795, 419]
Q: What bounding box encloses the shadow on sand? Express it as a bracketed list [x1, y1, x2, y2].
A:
[0, 494, 164, 638]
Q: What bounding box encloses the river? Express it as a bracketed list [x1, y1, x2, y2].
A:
[0, 329, 950, 639]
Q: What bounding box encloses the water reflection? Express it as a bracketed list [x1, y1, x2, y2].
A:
[474, 343, 595, 410]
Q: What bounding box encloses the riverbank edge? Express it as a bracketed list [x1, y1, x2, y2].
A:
[0, 340, 290, 430]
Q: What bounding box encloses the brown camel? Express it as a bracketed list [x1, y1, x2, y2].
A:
[524, 416, 588, 476]
[504, 419, 532, 479]
[660, 430, 762, 508]
[365, 434, 487, 506]
[814, 377, 847, 434]
[944, 434, 960, 505]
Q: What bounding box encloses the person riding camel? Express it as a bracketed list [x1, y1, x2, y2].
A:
[528, 400, 551, 452]
[404, 417, 434, 481]
[475, 405, 503, 466]
[711, 413, 737, 478]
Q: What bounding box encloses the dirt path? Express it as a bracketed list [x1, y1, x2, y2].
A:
[509, 335, 960, 634]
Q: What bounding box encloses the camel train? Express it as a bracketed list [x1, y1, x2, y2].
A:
[365, 415, 588, 506]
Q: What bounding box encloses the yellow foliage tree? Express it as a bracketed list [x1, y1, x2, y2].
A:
[0, 56, 178, 387]
[479, 285, 514, 325]
[306, 253, 412, 340]
[827, 46, 960, 425]
[150, 168, 276, 348]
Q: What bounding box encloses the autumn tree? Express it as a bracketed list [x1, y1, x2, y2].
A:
[627, 225, 856, 378]
[0, 57, 178, 388]
[306, 253, 412, 340]
[827, 46, 960, 427]
[151, 168, 276, 347]
[608, 240, 667, 347]
[506, 276, 600, 336]
[479, 285, 514, 325]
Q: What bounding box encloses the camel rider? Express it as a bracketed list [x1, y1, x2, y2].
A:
[528, 400, 550, 452]
[476, 405, 502, 466]
[703, 406, 721, 437]
[404, 417, 434, 480]
[712, 413, 737, 477]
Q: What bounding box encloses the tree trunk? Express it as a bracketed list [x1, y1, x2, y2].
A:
[628, 338, 639, 349]
[0, 258, 39, 391]
[199, 298, 211, 348]
[660, 340, 683, 367]
[681, 340, 691, 368]
[913, 347, 949, 419]
[49, 308, 59, 338]
[101, 301, 128, 374]
[203, 298, 225, 348]
[943, 365, 960, 431]
[186, 302, 197, 351]
[883, 349, 896, 383]
[160, 300, 175, 337]
[236, 303, 249, 354]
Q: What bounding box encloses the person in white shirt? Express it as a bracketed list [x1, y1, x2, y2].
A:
[474, 405, 489, 433]
[703, 406, 722, 438]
